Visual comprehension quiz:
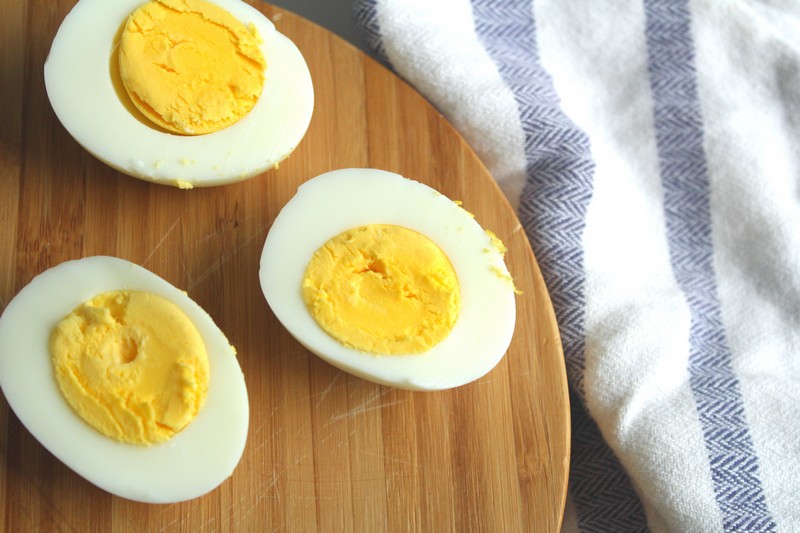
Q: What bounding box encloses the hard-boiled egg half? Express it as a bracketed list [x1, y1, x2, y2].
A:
[0, 256, 249, 503]
[44, 0, 314, 188]
[259, 169, 518, 391]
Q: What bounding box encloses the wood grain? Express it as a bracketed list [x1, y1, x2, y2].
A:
[0, 1, 570, 531]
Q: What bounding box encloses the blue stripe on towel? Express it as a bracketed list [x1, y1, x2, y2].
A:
[468, 0, 649, 530]
[352, 0, 391, 66]
[643, 1, 776, 530]
[570, 388, 650, 532]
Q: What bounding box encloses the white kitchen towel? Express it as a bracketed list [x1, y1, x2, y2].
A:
[353, 1, 800, 531]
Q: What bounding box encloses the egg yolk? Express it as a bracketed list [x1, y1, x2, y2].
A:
[302, 225, 460, 355]
[49, 291, 209, 446]
[118, 0, 266, 135]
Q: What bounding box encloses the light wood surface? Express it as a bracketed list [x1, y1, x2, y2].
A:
[0, 1, 570, 531]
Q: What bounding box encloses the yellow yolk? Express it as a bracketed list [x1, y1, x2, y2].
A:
[49, 291, 209, 446]
[485, 230, 522, 294]
[118, 0, 266, 135]
[485, 230, 507, 255]
[302, 225, 460, 355]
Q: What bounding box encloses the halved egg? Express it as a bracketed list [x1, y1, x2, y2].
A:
[259, 168, 518, 391]
[44, 0, 314, 188]
[0, 256, 249, 503]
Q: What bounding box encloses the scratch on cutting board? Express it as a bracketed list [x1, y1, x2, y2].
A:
[358, 449, 412, 465]
[158, 516, 181, 532]
[231, 497, 263, 520]
[186, 229, 264, 291]
[199, 516, 216, 531]
[187, 222, 230, 249]
[228, 477, 275, 527]
[265, 470, 280, 492]
[230, 501, 255, 528]
[325, 398, 408, 426]
[319, 427, 358, 453]
[141, 213, 183, 268]
[177, 253, 189, 281]
[349, 388, 382, 403]
[186, 255, 225, 292]
[156, 506, 190, 533]
[319, 424, 355, 444]
[293, 451, 312, 465]
[34, 486, 81, 533]
[325, 389, 384, 424]
[253, 433, 268, 453]
[188, 212, 268, 249]
[165, 215, 270, 290]
[349, 385, 396, 401]
[158, 503, 179, 515]
[253, 425, 284, 453]
[314, 373, 342, 408]
[475, 377, 497, 386]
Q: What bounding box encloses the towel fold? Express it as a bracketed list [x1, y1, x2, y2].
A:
[354, 1, 800, 531]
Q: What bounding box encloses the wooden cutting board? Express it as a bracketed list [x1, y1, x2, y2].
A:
[0, 1, 570, 531]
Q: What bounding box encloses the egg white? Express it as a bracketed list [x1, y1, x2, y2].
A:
[0, 256, 249, 503]
[44, 0, 314, 187]
[259, 169, 517, 391]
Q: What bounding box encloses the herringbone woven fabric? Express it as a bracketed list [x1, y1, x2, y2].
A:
[353, 0, 800, 531]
